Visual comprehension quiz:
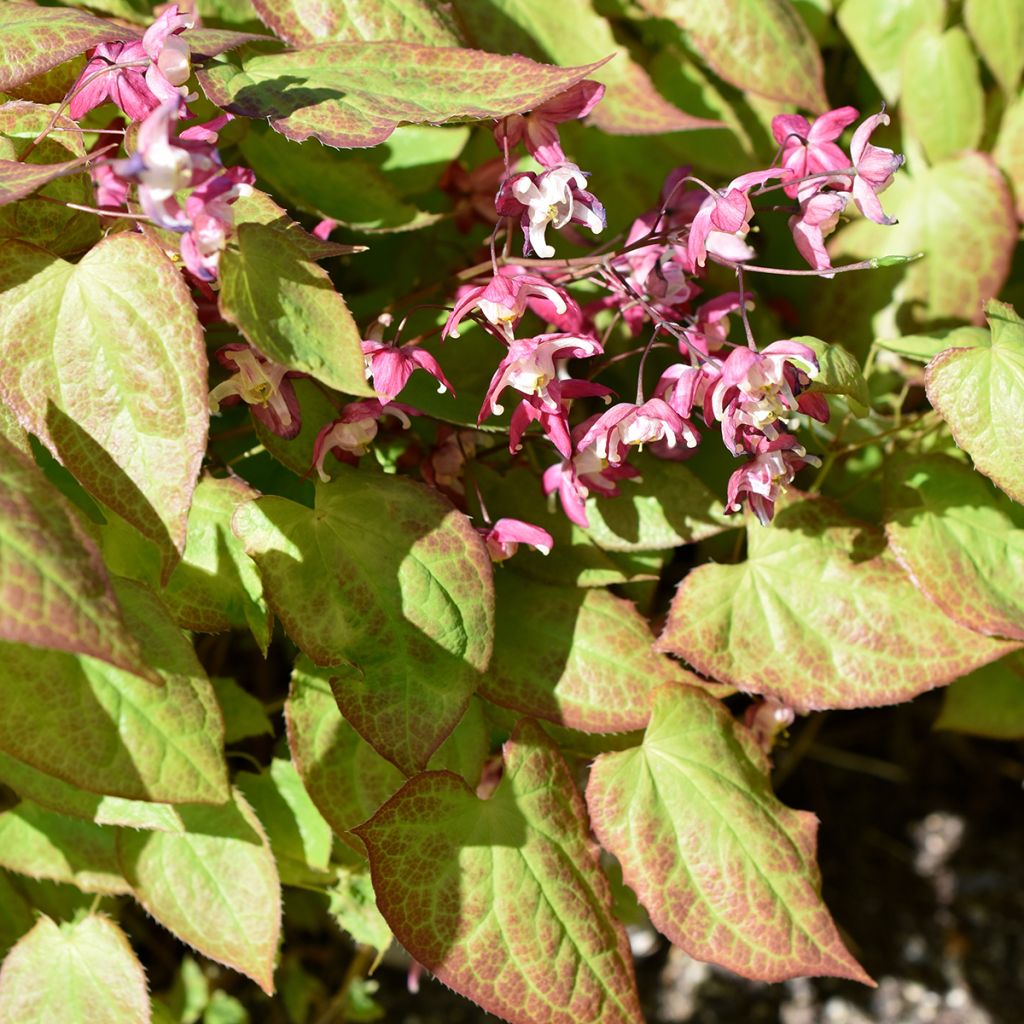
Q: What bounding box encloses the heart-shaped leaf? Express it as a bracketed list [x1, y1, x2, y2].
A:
[0, 157, 87, 208]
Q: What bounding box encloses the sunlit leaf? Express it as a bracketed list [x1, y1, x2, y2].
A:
[874, 327, 987, 364]
[964, 0, 1024, 94]
[935, 653, 1024, 740]
[587, 684, 871, 982]
[354, 720, 644, 1024]
[993, 93, 1024, 221]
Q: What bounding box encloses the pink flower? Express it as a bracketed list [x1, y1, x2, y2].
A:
[142, 5, 195, 99]
[479, 518, 554, 561]
[181, 166, 255, 281]
[443, 271, 575, 344]
[495, 80, 605, 167]
[680, 293, 750, 356]
[771, 107, 858, 198]
[653, 362, 707, 420]
[788, 188, 850, 277]
[508, 378, 613, 458]
[724, 434, 820, 525]
[850, 110, 904, 225]
[208, 344, 303, 439]
[312, 400, 417, 481]
[479, 334, 602, 421]
[362, 340, 453, 403]
[577, 398, 697, 466]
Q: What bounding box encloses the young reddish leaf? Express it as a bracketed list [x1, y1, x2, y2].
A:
[657, 497, 1017, 711]
[0, 800, 130, 896]
[0, 157, 87, 208]
[935, 654, 1024, 740]
[885, 453, 1024, 641]
[636, 0, 827, 111]
[900, 28, 983, 164]
[964, 0, 1024, 95]
[219, 223, 371, 397]
[483, 573, 697, 732]
[197, 43, 610, 148]
[0, 579, 228, 805]
[353, 719, 644, 1024]
[451, 0, 720, 135]
[286, 659, 405, 848]
[0, 234, 208, 577]
[0, 5, 137, 93]
[251, 0, 464, 46]
[586, 684, 871, 983]
[118, 789, 281, 995]
[234, 470, 493, 775]
[0, 914, 150, 1024]
[925, 300, 1024, 503]
[0, 435, 145, 673]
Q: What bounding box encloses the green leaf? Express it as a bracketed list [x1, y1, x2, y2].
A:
[582, 455, 731, 552]
[0, 914, 150, 1024]
[885, 453, 1024, 641]
[830, 153, 1016, 325]
[875, 327, 988, 364]
[0, 156, 86, 207]
[235, 758, 333, 887]
[0, 872, 34, 958]
[925, 300, 1024, 503]
[212, 677, 274, 744]
[483, 573, 700, 732]
[656, 497, 1016, 711]
[0, 578, 229, 805]
[935, 653, 1024, 739]
[286, 659, 405, 848]
[0, 234, 208, 576]
[993, 93, 1024, 221]
[799, 336, 870, 414]
[636, 0, 827, 111]
[587, 684, 871, 982]
[353, 719, 644, 1024]
[197, 43, 610, 148]
[451, 0, 719, 135]
[251, 0, 464, 46]
[0, 101, 98, 256]
[327, 868, 392, 959]
[0, 801, 129, 895]
[836, 0, 945, 103]
[964, 0, 1024, 94]
[233, 470, 493, 774]
[901, 28, 983, 164]
[118, 790, 281, 995]
[0, 5, 134, 93]
[218, 223, 370, 396]
[0, 435, 146, 673]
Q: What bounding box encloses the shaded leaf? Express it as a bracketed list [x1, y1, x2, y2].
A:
[657, 496, 1016, 711]
[0, 915, 150, 1024]
[885, 453, 1024, 641]
[327, 868, 392, 959]
[925, 300, 1024, 503]
[637, 0, 827, 111]
[219, 223, 370, 396]
[800, 336, 870, 414]
[234, 469, 493, 774]
[587, 684, 871, 982]
[935, 653, 1024, 740]
[197, 42, 610, 148]
[0, 801, 129, 895]
[353, 720, 643, 1024]
[118, 790, 281, 995]
[0, 871, 34, 958]
[483, 573, 698, 732]
[212, 676, 274, 744]
[0, 234, 208, 576]
[964, 0, 1024, 94]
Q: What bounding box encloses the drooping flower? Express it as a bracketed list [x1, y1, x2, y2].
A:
[576, 398, 697, 466]
[443, 271, 575, 344]
[362, 338, 453, 403]
[508, 377, 613, 458]
[208, 344, 303, 439]
[312, 400, 417, 481]
[181, 166, 255, 281]
[850, 109, 904, 225]
[788, 187, 850, 277]
[724, 434, 820, 525]
[479, 518, 554, 561]
[771, 107, 858, 198]
[494, 80, 605, 167]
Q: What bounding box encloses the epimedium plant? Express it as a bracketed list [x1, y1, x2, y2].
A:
[0, 0, 1022, 1022]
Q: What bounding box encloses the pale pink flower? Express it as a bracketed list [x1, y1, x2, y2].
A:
[444, 271, 574, 344]
[208, 344, 302, 439]
[772, 107, 858, 198]
[312, 401, 416, 481]
[850, 110, 904, 225]
[788, 188, 850, 277]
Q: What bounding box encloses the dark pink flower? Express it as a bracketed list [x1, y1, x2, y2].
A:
[850, 110, 904, 225]
[495, 80, 605, 167]
[208, 344, 303, 439]
[724, 434, 820, 525]
[680, 293, 750, 356]
[181, 166, 255, 281]
[772, 107, 858, 198]
[479, 518, 554, 561]
[788, 188, 850, 277]
[312, 400, 417, 481]
[444, 271, 575, 344]
[577, 398, 697, 466]
[508, 378, 613, 458]
[362, 339, 454, 403]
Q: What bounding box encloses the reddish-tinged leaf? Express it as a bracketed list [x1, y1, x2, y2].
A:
[935, 653, 1024, 740]
[0, 5, 138, 92]
[197, 43, 611, 148]
[0, 157, 86, 208]
[353, 720, 644, 1024]
[656, 497, 1017, 711]
[250, 0, 464, 46]
[188, 27, 270, 57]
[482, 573, 698, 732]
[925, 300, 1024, 503]
[233, 469, 493, 775]
[587, 684, 871, 983]
[885, 453, 1024, 641]
[636, 0, 827, 111]
[118, 790, 281, 995]
[0, 914, 150, 1024]
[0, 435, 144, 673]
[0, 234, 207, 577]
